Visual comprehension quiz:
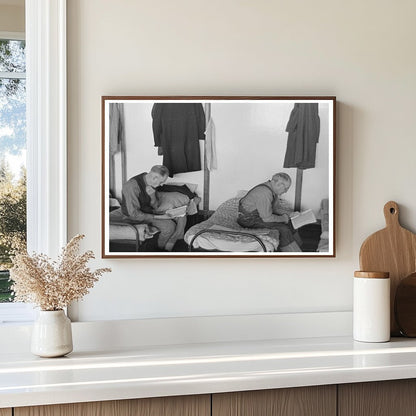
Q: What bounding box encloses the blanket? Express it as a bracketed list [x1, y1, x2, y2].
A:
[184, 197, 280, 252]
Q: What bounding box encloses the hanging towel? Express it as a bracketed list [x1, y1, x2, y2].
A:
[109, 103, 125, 155]
[283, 103, 320, 170]
[205, 117, 218, 171]
[152, 103, 206, 177]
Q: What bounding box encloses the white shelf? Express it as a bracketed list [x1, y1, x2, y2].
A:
[2, 336, 416, 408]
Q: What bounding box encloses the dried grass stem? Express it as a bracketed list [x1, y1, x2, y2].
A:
[10, 234, 111, 310]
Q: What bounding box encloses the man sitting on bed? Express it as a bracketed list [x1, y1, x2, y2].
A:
[120, 165, 185, 251]
[237, 172, 302, 252]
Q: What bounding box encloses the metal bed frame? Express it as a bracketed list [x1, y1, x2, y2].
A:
[109, 221, 148, 252]
[188, 229, 268, 252]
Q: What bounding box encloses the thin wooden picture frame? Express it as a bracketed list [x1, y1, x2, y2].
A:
[102, 96, 336, 258]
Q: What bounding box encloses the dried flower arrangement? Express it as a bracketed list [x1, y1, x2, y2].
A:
[10, 234, 111, 311]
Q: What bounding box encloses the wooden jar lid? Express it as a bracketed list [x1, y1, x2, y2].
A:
[354, 271, 390, 279]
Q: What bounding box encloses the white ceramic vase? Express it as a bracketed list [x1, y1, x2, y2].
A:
[31, 310, 73, 357]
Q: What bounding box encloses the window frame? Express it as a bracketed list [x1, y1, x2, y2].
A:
[26, 0, 67, 257]
[0, 0, 67, 323]
[0, 31, 24, 41]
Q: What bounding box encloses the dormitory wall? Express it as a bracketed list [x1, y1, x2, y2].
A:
[116, 101, 329, 215]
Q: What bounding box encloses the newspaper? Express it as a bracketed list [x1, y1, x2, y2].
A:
[165, 205, 187, 218]
[290, 209, 317, 229]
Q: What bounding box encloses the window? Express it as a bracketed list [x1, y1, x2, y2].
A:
[0, 0, 67, 324]
[0, 35, 26, 306]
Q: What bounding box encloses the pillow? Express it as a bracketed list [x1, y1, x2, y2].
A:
[155, 192, 190, 213]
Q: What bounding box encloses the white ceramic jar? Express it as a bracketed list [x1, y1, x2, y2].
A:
[353, 271, 390, 343]
[31, 310, 73, 357]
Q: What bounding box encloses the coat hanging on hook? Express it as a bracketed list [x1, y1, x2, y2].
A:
[151, 103, 206, 177]
[283, 103, 320, 170]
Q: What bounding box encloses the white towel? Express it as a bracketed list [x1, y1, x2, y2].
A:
[205, 118, 218, 171]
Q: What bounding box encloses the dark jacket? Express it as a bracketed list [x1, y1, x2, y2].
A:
[152, 103, 206, 176]
[284, 103, 320, 170]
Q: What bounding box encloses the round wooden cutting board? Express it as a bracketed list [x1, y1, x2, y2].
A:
[359, 201, 416, 336]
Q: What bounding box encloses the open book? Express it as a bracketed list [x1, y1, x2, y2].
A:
[165, 205, 188, 218]
[290, 209, 317, 229]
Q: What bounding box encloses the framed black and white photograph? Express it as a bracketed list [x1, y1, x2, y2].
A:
[102, 96, 335, 258]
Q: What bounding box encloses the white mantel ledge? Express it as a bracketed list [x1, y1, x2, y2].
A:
[2, 336, 416, 408]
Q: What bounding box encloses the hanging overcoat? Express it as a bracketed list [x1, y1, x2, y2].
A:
[283, 103, 320, 170]
[152, 103, 206, 176]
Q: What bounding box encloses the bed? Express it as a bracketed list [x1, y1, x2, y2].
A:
[109, 198, 159, 252]
[184, 197, 280, 252]
[108, 182, 199, 252]
[185, 196, 330, 253]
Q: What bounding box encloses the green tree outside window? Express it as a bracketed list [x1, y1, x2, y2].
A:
[0, 38, 27, 302]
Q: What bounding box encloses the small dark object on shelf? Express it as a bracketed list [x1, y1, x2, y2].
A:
[395, 272, 416, 337]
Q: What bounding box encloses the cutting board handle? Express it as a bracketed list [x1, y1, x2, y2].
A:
[384, 201, 400, 228]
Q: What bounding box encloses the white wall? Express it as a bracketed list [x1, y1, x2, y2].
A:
[119, 102, 204, 200]
[0, 4, 24, 33]
[117, 101, 329, 213]
[209, 101, 329, 212]
[67, 0, 416, 322]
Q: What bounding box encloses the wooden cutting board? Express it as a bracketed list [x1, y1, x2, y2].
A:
[359, 201, 416, 335]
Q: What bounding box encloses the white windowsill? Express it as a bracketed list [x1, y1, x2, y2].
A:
[0, 303, 36, 325]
